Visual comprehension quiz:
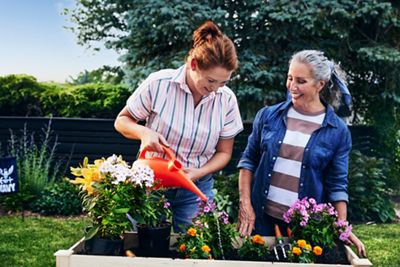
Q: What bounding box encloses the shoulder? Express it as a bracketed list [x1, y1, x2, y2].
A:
[217, 86, 237, 100]
[145, 69, 176, 84]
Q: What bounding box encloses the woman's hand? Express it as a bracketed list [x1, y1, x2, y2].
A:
[347, 232, 367, 258]
[183, 167, 203, 182]
[237, 199, 256, 236]
[140, 128, 169, 153]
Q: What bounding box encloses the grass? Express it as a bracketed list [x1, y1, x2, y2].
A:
[353, 223, 400, 267]
[0, 215, 398, 267]
[0, 215, 88, 267]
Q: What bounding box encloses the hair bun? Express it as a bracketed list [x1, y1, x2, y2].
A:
[193, 21, 222, 48]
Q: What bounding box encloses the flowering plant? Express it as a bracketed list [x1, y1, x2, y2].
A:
[177, 201, 237, 259]
[70, 155, 171, 240]
[283, 197, 352, 250]
[288, 239, 323, 263]
[237, 234, 270, 261]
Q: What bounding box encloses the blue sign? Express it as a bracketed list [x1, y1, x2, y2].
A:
[0, 156, 18, 194]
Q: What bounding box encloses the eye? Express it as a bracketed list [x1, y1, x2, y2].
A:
[208, 79, 216, 83]
[298, 79, 306, 84]
[287, 77, 293, 81]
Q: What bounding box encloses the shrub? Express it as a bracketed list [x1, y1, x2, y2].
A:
[214, 173, 239, 222]
[348, 150, 396, 223]
[31, 179, 82, 216]
[0, 121, 63, 212]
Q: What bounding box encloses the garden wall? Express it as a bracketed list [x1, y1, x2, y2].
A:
[0, 117, 377, 174]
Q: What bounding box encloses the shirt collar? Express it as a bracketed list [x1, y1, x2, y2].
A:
[279, 100, 339, 128]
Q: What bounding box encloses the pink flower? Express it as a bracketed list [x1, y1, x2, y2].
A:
[163, 201, 170, 209]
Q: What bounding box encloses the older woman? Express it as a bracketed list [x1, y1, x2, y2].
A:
[237, 50, 366, 257]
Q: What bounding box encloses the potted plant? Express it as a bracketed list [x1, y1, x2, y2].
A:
[283, 197, 353, 264]
[70, 155, 169, 256]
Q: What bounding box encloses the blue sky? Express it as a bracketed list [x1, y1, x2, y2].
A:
[0, 0, 120, 82]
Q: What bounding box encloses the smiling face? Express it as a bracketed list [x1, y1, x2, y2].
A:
[187, 59, 232, 97]
[286, 61, 326, 112]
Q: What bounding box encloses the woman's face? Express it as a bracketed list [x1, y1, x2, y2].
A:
[286, 61, 325, 108]
[189, 60, 232, 96]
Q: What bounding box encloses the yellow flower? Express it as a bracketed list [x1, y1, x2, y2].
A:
[179, 244, 186, 252]
[251, 234, 265, 245]
[313, 246, 323, 256]
[297, 239, 307, 248]
[187, 228, 197, 237]
[201, 245, 211, 253]
[292, 246, 302, 256]
[305, 244, 312, 251]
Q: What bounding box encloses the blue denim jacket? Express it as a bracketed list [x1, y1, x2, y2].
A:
[237, 100, 351, 231]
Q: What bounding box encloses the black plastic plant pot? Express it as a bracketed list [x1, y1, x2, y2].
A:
[84, 237, 124, 256]
[137, 223, 172, 257]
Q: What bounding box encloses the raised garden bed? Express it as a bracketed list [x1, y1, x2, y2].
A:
[54, 232, 372, 267]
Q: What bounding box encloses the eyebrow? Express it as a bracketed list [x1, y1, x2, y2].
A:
[207, 76, 229, 83]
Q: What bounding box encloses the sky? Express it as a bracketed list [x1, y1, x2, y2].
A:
[0, 0, 120, 83]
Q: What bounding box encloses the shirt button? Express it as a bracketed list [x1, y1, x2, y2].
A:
[268, 173, 272, 177]
[300, 183, 303, 187]
[305, 148, 309, 152]
[278, 140, 282, 144]
[302, 165, 306, 169]
[264, 190, 268, 194]
[272, 157, 276, 160]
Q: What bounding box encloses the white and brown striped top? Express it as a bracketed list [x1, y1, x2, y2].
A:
[264, 106, 325, 220]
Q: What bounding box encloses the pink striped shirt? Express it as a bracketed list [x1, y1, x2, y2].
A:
[126, 65, 243, 168]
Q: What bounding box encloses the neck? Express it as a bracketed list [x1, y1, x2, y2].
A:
[293, 100, 325, 114]
[186, 67, 202, 106]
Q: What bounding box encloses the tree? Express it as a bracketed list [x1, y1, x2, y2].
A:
[65, 0, 400, 122]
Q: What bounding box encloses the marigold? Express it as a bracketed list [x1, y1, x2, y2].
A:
[297, 239, 307, 248]
[305, 244, 312, 251]
[292, 246, 302, 256]
[187, 228, 197, 237]
[251, 234, 265, 245]
[179, 244, 186, 252]
[313, 246, 323, 256]
[201, 245, 211, 253]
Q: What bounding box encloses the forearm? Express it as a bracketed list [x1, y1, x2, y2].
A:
[114, 114, 149, 141]
[333, 201, 347, 220]
[239, 168, 253, 203]
[195, 150, 231, 179]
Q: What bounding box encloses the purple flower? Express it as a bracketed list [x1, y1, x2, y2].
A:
[163, 201, 170, 209]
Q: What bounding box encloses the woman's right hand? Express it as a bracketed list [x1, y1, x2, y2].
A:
[140, 128, 169, 153]
[237, 199, 256, 236]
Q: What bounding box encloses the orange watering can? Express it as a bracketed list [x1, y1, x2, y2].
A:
[135, 145, 208, 201]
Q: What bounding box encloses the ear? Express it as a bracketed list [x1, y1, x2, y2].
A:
[317, 80, 326, 92]
[190, 58, 197, 71]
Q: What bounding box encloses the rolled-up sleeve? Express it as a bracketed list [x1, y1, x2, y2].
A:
[324, 127, 351, 203]
[220, 92, 243, 139]
[237, 107, 266, 172]
[126, 76, 153, 121]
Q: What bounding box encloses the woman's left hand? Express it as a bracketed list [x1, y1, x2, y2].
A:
[183, 167, 203, 182]
[347, 232, 367, 258]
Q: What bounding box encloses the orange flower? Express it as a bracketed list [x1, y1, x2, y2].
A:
[201, 245, 211, 253]
[292, 246, 302, 256]
[251, 234, 265, 245]
[297, 239, 307, 248]
[187, 228, 197, 237]
[305, 244, 312, 251]
[313, 246, 323, 256]
[179, 244, 186, 252]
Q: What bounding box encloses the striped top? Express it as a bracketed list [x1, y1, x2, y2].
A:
[126, 65, 243, 168]
[265, 106, 325, 219]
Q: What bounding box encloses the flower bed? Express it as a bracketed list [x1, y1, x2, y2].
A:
[54, 232, 372, 267]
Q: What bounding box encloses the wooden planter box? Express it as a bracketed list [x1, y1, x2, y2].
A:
[55, 232, 372, 267]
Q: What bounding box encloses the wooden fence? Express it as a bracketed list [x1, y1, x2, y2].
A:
[0, 117, 377, 174]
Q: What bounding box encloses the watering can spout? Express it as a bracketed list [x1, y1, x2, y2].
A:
[135, 145, 208, 201]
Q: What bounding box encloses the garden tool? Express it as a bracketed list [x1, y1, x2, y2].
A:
[272, 224, 289, 261]
[134, 145, 208, 201]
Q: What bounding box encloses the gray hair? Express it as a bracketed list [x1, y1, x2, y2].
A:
[289, 50, 347, 109]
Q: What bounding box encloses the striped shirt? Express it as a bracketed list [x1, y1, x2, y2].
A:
[265, 106, 325, 219]
[126, 65, 243, 168]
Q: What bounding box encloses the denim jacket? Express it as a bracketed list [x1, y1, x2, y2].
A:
[237, 100, 351, 231]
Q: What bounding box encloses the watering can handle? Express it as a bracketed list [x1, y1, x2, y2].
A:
[139, 145, 177, 161]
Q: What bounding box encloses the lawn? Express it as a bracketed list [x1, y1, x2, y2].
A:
[0, 215, 399, 267]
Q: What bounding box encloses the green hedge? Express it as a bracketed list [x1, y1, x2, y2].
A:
[0, 74, 130, 118]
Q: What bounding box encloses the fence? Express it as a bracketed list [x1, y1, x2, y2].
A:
[0, 117, 377, 174]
